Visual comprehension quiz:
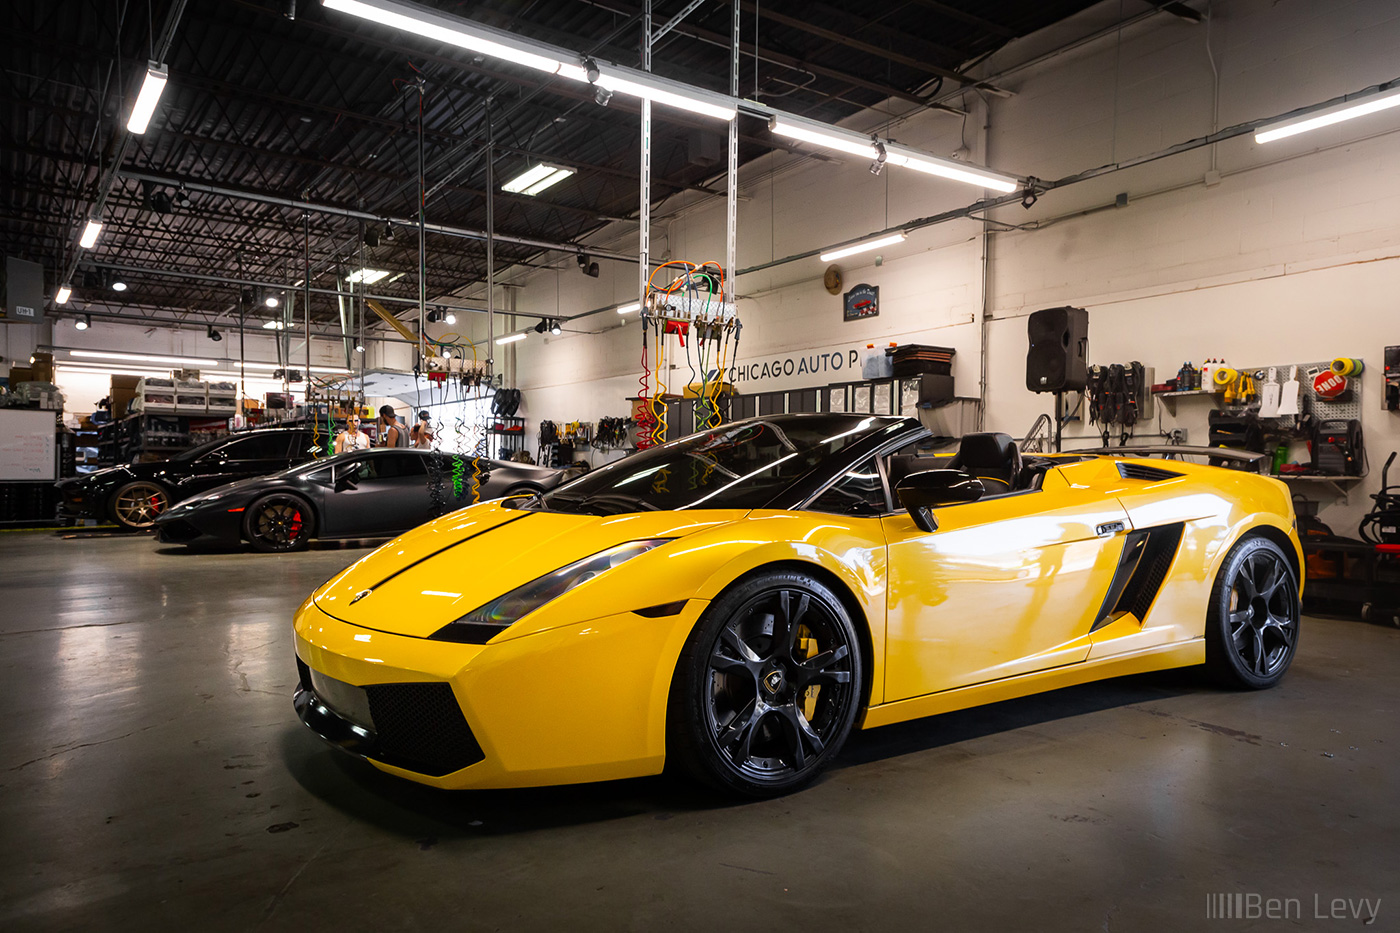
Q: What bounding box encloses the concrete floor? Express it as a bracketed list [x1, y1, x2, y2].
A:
[0, 532, 1396, 932]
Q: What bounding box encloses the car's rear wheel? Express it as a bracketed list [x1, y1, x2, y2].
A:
[243, 494, 315, 552]
[668, 570, 862, 797]
[110, 481, 170, 531]
[1205, 535, 1300, 688]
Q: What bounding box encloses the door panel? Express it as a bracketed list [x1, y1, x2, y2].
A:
[880, 470, 1131, 701]
[324, 455, 433, 536]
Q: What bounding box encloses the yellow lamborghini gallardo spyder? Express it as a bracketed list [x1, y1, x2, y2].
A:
[293, 414, 1302, 797]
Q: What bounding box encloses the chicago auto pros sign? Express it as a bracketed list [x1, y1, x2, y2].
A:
[727, 346, 864, 390]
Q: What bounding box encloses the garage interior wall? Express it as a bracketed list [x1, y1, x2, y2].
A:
[497, 0, 1399, 532]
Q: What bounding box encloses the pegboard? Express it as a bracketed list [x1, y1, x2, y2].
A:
[1245, 360, 1364, 424]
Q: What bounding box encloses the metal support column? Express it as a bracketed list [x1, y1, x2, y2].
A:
[417, 79, 427, 369]
[303, 210, 312, 400]
[486, 98, 495, 377]
[726, 0, 739, 322]
[638, 2, 652, 320]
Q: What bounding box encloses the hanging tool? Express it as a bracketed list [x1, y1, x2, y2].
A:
[1278, 365, 1301, 416]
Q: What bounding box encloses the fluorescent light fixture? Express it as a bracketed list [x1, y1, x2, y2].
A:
[79, 220, 103, 249]
[495, 332, 528, 345]
[594, 68, 736, 121]
[1255, 84, 1400, 143]
[126, 61, 169, 134]
[322, 0, 735, 122]
[523, 168, 573, 195]
[346, 268, 390, 284]
[56, 286, 72, 305]
[322, 0, 588, 81]
[886, 146, 1020, 193]
[262, 320, 284, 330]
[770, 115, 1020, 192]
[616, 302, 641, 314]
[69, 350, 219, 366]
[502, 164, 559, 193]
[770, 117, 880, 159]
[820, 232, 907, 263]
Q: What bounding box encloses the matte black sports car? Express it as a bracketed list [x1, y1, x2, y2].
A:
[57, 428, 320, 530]
[153, 448, 576, 551]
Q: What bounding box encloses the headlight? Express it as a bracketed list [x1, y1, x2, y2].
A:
[429, 538, 672, 644]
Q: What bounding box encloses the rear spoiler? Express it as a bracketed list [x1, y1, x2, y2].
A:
[1066, 445, 1267, 470]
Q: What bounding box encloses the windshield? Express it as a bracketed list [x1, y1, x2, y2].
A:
[171, 435, 231, 461]
[541, 415, 904, 513]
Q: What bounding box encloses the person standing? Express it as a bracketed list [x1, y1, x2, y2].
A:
[334, 415, 370, 454]
[376, 405, 408, 447]
[410, 410, 434, 449]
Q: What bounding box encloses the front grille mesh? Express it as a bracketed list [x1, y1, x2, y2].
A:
[364, 681, 484, 776]
[158, 519, 202, 543]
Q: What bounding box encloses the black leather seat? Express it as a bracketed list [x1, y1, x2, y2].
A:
[947, 432, 1022, 491]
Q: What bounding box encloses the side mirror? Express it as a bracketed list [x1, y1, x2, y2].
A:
[895, 469, 984, 533]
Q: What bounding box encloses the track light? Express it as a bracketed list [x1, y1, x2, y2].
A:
[444, 311, 456, 325]
[207, 325, 223, 342]
[126, 61, 169, 134]
[819, 232, 907, 263]
[174, 185, 193, 209]
[74, 314, 90, 331]
[56, 285, 72, 305]
[577, 254, 599, 278]
[1256, 82, 1400, 143]
[549, 320, 562, 336]
[427, 308, 442, 323]
[869, 141, 887, 176]
[533, 320, 548, 334]
[594, 86, 613, 107]
[354, 342, 366, 353]
[79, 219, 103, 249]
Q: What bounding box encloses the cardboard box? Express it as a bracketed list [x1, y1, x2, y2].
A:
[30, 351, 55, 383]
[8, 366, 33, 385]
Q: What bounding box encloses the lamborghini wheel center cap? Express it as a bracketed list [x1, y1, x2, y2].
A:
[762, 668, 786, 696]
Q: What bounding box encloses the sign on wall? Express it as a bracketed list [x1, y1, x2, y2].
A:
[843, 283, 879, 322]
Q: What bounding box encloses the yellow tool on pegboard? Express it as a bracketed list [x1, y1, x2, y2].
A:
[1331, 357, 1364, 376]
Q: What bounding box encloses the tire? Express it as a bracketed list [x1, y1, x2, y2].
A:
[243, 494, 315, 552]
[667, 570, 863, 797]
[109, 481, 171, 531]
[1204, 535, 1300, 689]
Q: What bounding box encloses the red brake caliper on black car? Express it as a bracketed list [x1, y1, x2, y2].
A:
[290, 511, 302, 538]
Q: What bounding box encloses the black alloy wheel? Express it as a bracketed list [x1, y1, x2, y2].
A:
[110, 481, 170, 530]
[669, 570, 862, 797]
[1205, 535, 1300, 688]
[244, 494, 315, 552]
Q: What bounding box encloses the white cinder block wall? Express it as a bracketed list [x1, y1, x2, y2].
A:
[487, 1, 1400, 532]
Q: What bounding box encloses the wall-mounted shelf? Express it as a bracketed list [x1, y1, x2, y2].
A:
[1154, 389, 1219, 417]
[1277, 473, 1366, 502]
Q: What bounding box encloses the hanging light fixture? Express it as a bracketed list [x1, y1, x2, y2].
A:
[819, 232, 907, 263]
[74, 314, 90, 331]
[111, 276, 128, 292]
[1255, 82, 1400, 143]
[79, 219, 103, 249]
[127, 61, 170, 134]
[501, 164, 575, 196]
[616, 302, 641, 315]
[56, 285, 73, 305]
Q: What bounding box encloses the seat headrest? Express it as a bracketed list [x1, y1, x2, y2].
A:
[952, 432, 1017, 469]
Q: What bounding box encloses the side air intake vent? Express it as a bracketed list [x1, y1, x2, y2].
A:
[1118, 462, 1184, 482]
[1091, 522, 1185, 631]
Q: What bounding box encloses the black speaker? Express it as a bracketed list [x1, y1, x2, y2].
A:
[1026, 306, 1088, 393]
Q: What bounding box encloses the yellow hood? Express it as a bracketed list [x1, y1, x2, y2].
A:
[312, 502, 737, 638]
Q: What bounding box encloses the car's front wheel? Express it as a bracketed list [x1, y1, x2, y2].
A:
[668, 570, 862, 797]
[243, 494, 315, 552]
[109, 481, 170, 531]
[1205, 535, 1300, 688]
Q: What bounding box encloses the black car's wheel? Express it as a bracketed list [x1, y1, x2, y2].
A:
[1205, 535, 1300, 689]
[243, 494, 315, 552]
[109, 481, 171, 530]
[668, 570, 862, 797]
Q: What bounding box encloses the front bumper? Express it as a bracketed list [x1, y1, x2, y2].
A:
[292, 596, 703, 789]
[154, 507, 244, 546]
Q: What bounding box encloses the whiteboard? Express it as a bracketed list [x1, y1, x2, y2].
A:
[0, 409, 57, 481]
